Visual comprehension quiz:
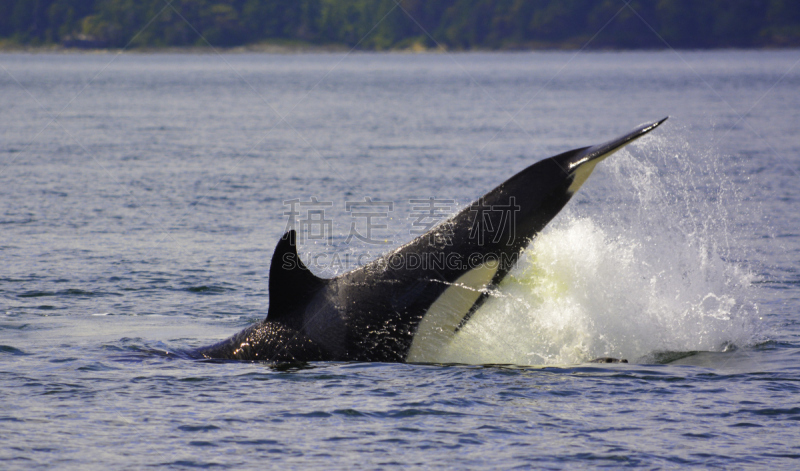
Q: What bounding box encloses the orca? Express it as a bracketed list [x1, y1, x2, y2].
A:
[193, 118, 667, 363]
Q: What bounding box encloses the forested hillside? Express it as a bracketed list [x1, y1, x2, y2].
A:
[1, 0, 799, 49]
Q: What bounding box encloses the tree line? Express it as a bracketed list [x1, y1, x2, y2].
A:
[1, 0, 799, 49]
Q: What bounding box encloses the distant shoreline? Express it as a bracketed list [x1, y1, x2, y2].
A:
[1, 42, 798, 54]
[0, 40, 349, 54]
[4, 1, 798, 54]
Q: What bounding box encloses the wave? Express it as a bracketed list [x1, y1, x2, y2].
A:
[435, 132, 760, 365]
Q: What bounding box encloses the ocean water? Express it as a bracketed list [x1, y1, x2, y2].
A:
[1, 50, 799, 469]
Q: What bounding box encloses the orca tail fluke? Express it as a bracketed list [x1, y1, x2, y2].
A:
[565, 117, 668, 193]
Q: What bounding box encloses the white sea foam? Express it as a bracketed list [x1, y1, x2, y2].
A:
[436, 133, 759, 365]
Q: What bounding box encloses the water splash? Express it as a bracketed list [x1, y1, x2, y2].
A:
[436, 132, 759, 365]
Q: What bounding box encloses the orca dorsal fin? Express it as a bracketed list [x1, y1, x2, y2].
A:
[266, 230, 326, 321]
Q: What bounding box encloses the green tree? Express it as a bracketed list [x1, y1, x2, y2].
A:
[1, 0, 799, 49]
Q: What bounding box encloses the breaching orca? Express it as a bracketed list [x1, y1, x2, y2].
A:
[194, 118, 667, 363]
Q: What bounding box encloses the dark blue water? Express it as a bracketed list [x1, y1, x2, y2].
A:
[1, 51, 799, 469]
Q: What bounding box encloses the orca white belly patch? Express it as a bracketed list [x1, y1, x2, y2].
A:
[406, 263, 498, 362]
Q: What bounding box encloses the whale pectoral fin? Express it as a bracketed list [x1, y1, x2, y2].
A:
[266, 230, 327, 321]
